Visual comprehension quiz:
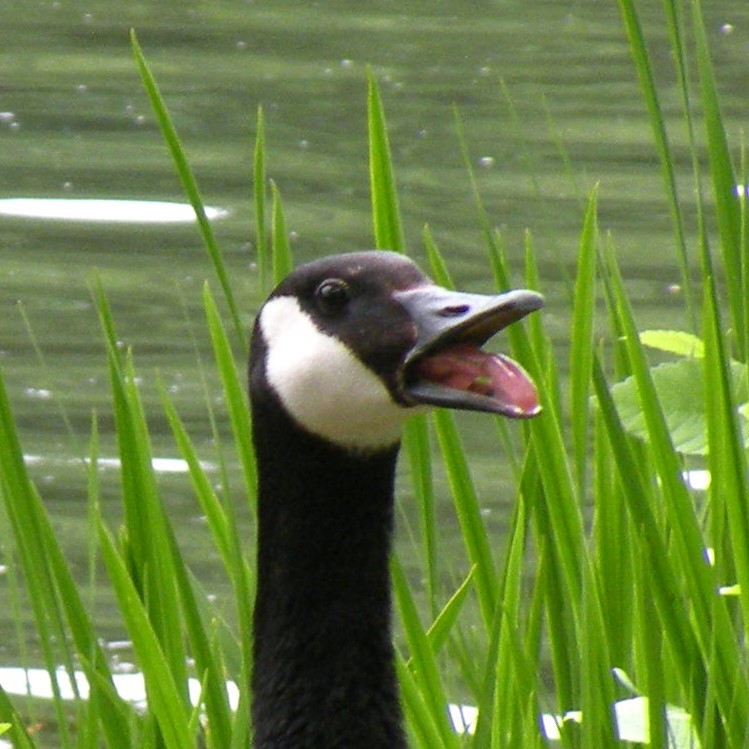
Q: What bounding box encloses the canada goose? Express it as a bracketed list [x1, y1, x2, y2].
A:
[249, 251, 543, 748]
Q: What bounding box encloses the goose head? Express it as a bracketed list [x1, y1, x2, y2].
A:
[250, 250, 543, 452]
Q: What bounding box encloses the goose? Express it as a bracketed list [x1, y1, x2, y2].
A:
[248, 250, 543, 748]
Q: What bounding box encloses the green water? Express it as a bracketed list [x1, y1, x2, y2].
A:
[0, 0, 747, 677]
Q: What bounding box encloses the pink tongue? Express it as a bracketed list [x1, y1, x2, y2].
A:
[414, 343, 539, 416]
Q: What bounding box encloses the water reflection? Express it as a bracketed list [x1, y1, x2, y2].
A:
[23, 453, 216, 474]
[0, 198, 227, 223]
[0, 665, 696, 743]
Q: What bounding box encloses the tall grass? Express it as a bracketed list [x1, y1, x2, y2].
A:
[0, 0, 747, 746]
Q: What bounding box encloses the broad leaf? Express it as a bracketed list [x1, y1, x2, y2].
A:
[611, 358, 749, 455]
[640, 330, 704, 358]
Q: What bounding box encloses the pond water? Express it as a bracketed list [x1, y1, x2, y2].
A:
[1, 0, 748, 705]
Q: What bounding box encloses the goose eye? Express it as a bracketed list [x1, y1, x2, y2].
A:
[314, 278, 350, 314]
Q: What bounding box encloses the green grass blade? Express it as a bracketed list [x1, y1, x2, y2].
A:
[0, 378, 93, 745]
[432, 408, 497, 629]
[392, 557, 460, 749]
[368, 70, 405, 253]
[422, 226, 454, 288]
[203, 283, 257, 513]
[526, 393, 584, 609]
[691, 0, 743, 357]
[98, 521, 195, 749]
[591, 354, 704, 703]
[603, 251, 749, 740]
[412, 232, 456, 614]
[0, 365, 137, 747]
[425, 565, 475, 657]
[129, 30, 245, 349]
[402, 416, 438, 615]
[77, 656, 138, 749]
[165, 543, 234, 748]
[568, 188, 598, 492]
[0, 686, 37, 749]
[616, 0, 696, 329]
[701, 273, 749, 643]
[160, 382, 254, 701]
[453, 108, 502, 259]
[633, 537, 667, 749]
[473, 497, 530, 747]
[161, 389, 233, 563]
[579, 564, 617, 748]
[254, 106, 269, 292]
[592, 338, 749, 742]
[395, 654, 452, 749]
[95, 290, 189, 697]
[140, 387, 239, 744]
[270, 180, 293, 285]
[472, 224, 587, 714]
[200, 284, 256, 713]
[591, 414, 634, 668]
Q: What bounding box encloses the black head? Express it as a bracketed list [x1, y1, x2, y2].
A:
[250, 251, 543, 452]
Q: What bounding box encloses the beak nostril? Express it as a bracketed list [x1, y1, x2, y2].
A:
[439, 304, 470, 317]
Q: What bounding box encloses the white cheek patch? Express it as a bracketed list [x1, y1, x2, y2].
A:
[259, 296, 410, 451]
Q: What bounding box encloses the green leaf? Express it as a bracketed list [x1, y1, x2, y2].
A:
[401, 416, 438, 615]
[422, 226, 454, 289]
[129, 30, 245, 350]
[602, 248, 749, 738]
[640, 330, 705, 358]
[615, 0, 696, 330]
[270, 180, 293, 286]
[254, 106, 269, 293]
[391, 557, 460, 749]
[203, 283, 257, 513]
[368, 70, 404, 253]
[0, 362, 133, 748]
[691, 0, 744, 358]
[611, 358, 749, 456]
[98, 522, 195, 749]
[569, 188, 599, 492]
[425, 566, 474, 656]
[395, 654, 450, 749]
[0, 686, 36, 749]
[431, 409, 496, 628]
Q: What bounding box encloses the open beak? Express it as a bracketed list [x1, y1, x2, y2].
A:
[393, 285, 544, 418]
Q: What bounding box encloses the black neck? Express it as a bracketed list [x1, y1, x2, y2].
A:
[250, 395, 407, 749]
